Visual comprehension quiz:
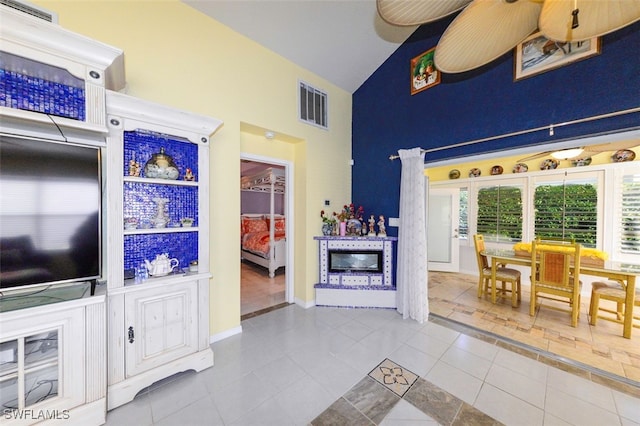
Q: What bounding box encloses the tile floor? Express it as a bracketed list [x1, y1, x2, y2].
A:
[428, 271, 640, 385]
[105, 304, 640, 425]
[240, 260, 285, 317]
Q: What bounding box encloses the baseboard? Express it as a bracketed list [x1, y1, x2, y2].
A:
[210, 325, 242, 344]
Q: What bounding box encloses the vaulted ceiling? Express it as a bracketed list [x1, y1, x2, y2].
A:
[182, 0, 416, 93]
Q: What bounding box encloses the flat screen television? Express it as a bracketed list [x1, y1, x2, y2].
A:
[0, 135, 102, 291]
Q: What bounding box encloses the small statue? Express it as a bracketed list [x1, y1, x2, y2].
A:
[128, 154, 141, 177]
[377, 215, 386, 237]
[368, 215, 376, 236]
[184, 168, 195, 181]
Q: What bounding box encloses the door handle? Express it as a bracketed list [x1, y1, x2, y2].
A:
[128, 326, 134, 343]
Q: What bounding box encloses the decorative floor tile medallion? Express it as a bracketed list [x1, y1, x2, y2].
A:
[368, 358, 418, 397]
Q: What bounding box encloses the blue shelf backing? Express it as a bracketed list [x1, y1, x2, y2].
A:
[124, 233, 198, 272]
[123, 182, 198, 228]
[124, 130, 199, 181]
[1, 51, 86, 121]
[123, 129, 200, 273]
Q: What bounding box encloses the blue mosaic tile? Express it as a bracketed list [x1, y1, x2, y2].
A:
[122, 129, 201, 273]
[123, 130, 199, 181]
[314, 283, 396, 290]
[123, 182, 198, 228]
[0, 66, 86, 121]
[124, 232, 198, 272]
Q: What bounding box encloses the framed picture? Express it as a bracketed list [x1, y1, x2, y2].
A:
[410, 47, 441, 95]
[514, 32, 600, 81]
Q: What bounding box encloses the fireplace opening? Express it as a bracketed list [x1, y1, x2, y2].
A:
[328, 250, 383, 273]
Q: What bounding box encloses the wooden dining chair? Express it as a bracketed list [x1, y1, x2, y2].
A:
[530, 239, 582, 327]
[589, 280, 639, 330]
[473, 234, 521, 307]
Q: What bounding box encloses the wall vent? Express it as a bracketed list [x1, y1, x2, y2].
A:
[299, 81, 328, 130]
[0, 0, 58, 23]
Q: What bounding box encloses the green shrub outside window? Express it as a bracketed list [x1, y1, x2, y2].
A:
[622, 174, 640, 254]
[534, 183, 597, 247]
[477, 186, 522, 243]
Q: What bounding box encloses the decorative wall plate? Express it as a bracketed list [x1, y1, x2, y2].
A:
[469, 168, 481, 177]
[449, 169, 461, 179]
[490, 165, 503, 175]
[512, 163, 528, 173]
[571, 157, 592, 167]
[612, 149, 636, 162]
[540, 159, 559, 170]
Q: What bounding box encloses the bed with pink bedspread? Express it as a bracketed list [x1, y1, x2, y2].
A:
[241, 214, 286, 277]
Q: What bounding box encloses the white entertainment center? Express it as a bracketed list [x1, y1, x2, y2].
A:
[0, 6, 221, 424]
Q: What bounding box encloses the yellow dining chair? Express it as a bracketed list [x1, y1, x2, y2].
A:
[589, 280, 640, 330]
[473, 234, 521, 307]
[530, 239, 582, 327]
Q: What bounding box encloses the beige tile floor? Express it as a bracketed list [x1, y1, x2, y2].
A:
[241, 260, 286, 318]
[106, 304, 640, 425]
[428, 271, 640, 386]
[240, 260, 640, 387]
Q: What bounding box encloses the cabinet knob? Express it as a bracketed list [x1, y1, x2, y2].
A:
[128, 326, 135, 343]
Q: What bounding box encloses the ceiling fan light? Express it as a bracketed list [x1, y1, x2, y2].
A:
[551, 148, 584, 160]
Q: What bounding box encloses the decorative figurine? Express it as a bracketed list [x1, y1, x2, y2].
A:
[368, 215, 376, 236]
[128, 153, 141, 177]
[184, 167, 195, 181]
[151, 197, 170, 228]
[377, 215, 386, 237]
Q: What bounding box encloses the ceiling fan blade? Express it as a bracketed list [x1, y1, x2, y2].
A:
[376, 0, 472, 26]
[539, 0, 640, 42]
[517, 151, 555, 162]
[435, 0, 542, 73]
[518, 140, 639, 163]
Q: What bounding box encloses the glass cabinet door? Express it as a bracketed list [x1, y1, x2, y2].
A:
[0, 329, 60, 414]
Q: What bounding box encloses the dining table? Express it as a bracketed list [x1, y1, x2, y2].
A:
[482, 248, 640, 339]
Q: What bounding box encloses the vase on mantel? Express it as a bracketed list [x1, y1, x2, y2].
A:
[339, 221, 346, 236]
[321, 222, 333, 236]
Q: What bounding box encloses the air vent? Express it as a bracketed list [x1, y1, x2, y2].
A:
[1, 0, 58, 23]
[299, 81, 328, 129]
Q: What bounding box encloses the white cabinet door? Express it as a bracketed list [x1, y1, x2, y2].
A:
[124, 282, 198, 377]
[0, 305, 86, 424]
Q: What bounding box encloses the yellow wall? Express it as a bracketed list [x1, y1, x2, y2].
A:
[35, 0, 353, 335]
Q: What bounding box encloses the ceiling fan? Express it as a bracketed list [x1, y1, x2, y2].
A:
[377, 0, 640, 73]
[516, 139, 640, 162]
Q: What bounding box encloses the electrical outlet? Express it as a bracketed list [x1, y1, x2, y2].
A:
[388, 217, 399, 227]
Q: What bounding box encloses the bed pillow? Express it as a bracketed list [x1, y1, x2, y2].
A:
[242, 216, 268, 234]
[266, 216, 285, 232]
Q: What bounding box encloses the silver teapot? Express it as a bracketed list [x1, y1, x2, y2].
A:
[144, 253, 179, 277]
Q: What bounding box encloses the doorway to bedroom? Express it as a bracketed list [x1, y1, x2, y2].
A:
[240, 156, 291, 318]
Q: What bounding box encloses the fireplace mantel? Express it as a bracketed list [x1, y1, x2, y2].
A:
[314, 236, 397, 308]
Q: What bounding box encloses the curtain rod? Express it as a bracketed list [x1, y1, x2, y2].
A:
[388, 106, 640, 160]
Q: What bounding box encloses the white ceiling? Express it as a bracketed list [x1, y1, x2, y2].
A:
[182, 0, 417, 93]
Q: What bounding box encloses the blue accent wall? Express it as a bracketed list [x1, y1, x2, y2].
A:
[352, 20, 640, 237]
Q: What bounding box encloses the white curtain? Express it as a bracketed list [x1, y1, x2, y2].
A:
[396, 148, 429, 323]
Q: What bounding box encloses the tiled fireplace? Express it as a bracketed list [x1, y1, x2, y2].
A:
[314, 236, 397, 308]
